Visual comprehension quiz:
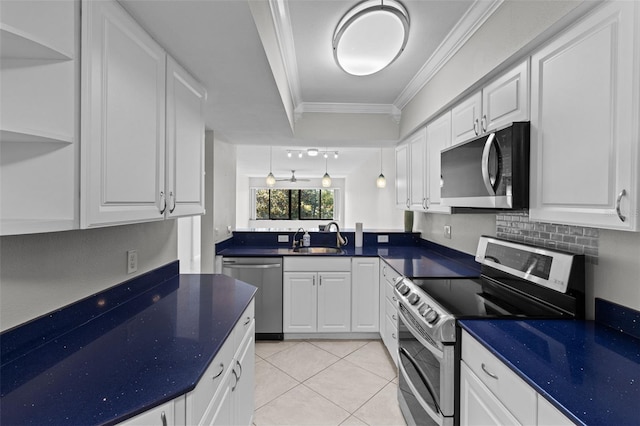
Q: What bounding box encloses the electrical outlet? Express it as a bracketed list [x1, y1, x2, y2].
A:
[444, 225, 452, 239]
[278, 235, 289, 243]
[377, 235, 389, 243]
[127, 250, 138, 274]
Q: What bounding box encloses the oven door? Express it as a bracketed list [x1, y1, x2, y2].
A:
[397, 304, 455, 426]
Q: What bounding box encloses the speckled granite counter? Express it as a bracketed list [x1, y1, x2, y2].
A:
[0, 261, 257, 425]
[217, 232, 481, 280]
[459, 299, 640, 426]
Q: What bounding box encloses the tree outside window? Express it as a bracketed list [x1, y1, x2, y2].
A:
[256, 189, 334, 220]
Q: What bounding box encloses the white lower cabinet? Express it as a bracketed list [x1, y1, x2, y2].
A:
[185, 300, 255, 426]
[461, 330, 575, 426]
[379, 260, 400, 365]
[351, 258, 380, 333]
[118, 399, 176, 426]
[283, 257, 352, 334]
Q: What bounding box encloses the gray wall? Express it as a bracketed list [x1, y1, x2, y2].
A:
[1, 221, 177, 331]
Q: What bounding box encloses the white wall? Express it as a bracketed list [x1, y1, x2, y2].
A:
[236, 148, 403, 230]
[0, 221, 177, 331]
[213, 136, 237, 242]
[407, 1, 640, 317]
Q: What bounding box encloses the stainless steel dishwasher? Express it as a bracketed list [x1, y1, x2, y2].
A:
[222, 257, 283, 340]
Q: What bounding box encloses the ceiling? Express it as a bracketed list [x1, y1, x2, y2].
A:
[119, 0, 500, 177]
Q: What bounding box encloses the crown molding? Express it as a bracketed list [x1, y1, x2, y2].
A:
[268, 0, 303, 107]
[394, 0, 504, 110]
[294, 102, 402, 123]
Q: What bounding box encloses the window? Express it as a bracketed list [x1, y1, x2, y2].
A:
[256, 189, 334, 220]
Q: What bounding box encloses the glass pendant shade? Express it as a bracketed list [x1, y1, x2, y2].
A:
[333, 0, 409, 76]
[376, 173, 386, 188]
[266, 172, 276, 187]
[322, 172, 332, 188]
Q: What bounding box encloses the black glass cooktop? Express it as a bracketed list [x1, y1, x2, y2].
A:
[412, 276, 577, 319]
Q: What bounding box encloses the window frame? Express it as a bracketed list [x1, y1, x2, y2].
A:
[255, 188, 335, 221]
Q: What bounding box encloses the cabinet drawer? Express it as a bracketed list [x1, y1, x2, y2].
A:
[234, 299, 255, 348]
[385, 297, 397, 323]
[385, 279, 398, 304]
[284, 257, 351, 272]
[461, 330, 536, 425]
[381, 261, 401, 286]
[186, 339, 234, 425]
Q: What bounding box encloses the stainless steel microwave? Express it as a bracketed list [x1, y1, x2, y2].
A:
[441, 122, 530, 209]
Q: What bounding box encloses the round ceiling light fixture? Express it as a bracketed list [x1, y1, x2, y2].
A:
[333, 0, 409, 76]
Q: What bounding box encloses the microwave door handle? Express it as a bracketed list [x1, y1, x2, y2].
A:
[481, 133, 497, 195]
[398, 347, 442, 414]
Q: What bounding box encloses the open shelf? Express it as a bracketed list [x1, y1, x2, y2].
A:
[0, 24, 72, 61]
[1, 129, 74, 145]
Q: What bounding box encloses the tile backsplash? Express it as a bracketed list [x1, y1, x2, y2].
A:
[496, 210, 599, 264]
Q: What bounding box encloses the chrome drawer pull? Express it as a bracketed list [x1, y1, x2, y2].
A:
[481, 363, 498, 379]
[244, 316, 251, 325]
[161, 411, 167, 426]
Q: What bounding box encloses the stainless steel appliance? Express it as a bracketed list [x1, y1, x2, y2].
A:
[441, 122, 530, 209]
[395, 236, 584, 426]
[222, 257, 283, 340]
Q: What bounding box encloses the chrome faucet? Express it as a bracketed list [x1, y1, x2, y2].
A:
[292, 227, 305, 248]
[324, 222, 347, 248]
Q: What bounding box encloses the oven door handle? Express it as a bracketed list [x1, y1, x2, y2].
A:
[399, 347, 441, 415]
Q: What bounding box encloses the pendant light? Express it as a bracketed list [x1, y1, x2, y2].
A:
[322, 150, 332, 188]
[266, 147, 276, 187]
[376, 148, 386, 188]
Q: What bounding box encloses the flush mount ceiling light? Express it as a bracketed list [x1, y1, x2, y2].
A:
[307, 148, 319, 157]
[333, 0, 409, 76]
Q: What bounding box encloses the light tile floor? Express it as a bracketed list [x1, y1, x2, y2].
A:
[253, 339, 407, 426]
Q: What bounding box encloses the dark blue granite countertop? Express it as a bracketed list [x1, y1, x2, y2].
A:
[459, 306, 640, 426]
[217, 233, 481, 280]
[0, 263, 257, 425]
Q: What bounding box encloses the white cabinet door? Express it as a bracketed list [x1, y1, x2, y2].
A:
[117, 399, 176, 425]
[530, 1, 638, 231]
[232, 322, 255, 426]
[537, 395, 573, 426]
[166, 56, 206, 218]
[459, 361, 520, 426]
[451, 91, 482, 145]
[425, 111, 452, 214]
[408, 128, 427, 211]
[395, 143, 410, 209]
[482, 60, 529, 132]
[81, 0, 166, 227]
[351, 258, 379, 332]
[208, 375, 233, 426]
[283, 272, 317, 333]
[317, 272, 351, 333]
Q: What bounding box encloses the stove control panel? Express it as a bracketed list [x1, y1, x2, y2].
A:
[394, 278, 455, 343]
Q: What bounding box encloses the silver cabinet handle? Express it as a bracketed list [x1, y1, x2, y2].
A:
[236, 359, 243, 381]
[212, 362, 224, 379]
[313, 276, 315, 286]
[391, 332, 396, 339]
[169, 191, 176, 213]
[473, 118, 479, 135]
[392, 296, 397, 302]
[244, 316, 251, 325]
[616, 189, 627, 222]
[161, 411, 167, 426]
[159, 191, 166, 214]
[392, 314, 397, 321]
[481, 363, 498, 379]
[222, 263, 282, 269]
[231, 368, 239, 391]
[382, 266, 387, 277]
[422, 198, 427, 210]
[406, 199, 410, 208]
[481, 115, 487, 132]
[319, 276, 322, 286]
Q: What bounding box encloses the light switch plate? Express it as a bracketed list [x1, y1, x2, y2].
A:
[278, 235, 289, 243]
[377, 235, 389, 243]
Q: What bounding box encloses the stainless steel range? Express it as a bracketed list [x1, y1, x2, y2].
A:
[394, 236, 585, 426]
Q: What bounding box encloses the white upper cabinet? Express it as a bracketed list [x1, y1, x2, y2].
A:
[166, 56, 206, 218]
[425, 111, 452, 214]
[395, 143, 410, 209]
[0, 0, 79, 235]
[452, 60, 529, 145]
[81, 0, 206, 228]
[529, 1, 639, 231]
[81, 0, 167, 227]
[408, 128, 427, 211]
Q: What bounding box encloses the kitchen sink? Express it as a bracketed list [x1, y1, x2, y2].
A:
[290, 246, 345, 255]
